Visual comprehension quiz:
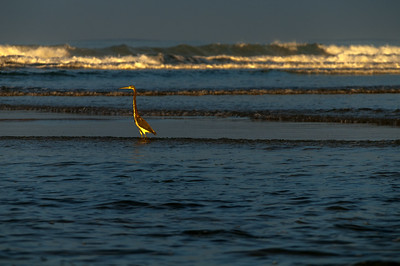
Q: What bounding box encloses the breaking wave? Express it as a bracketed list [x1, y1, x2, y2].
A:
[1, 43, 400, 74]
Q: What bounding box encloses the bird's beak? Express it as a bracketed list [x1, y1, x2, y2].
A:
[119, 87, 130, 90]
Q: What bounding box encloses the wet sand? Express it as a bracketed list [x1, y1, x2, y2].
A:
[1, 110, 399, 140]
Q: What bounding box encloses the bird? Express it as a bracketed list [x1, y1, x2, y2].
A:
[119, 85, 156, 138]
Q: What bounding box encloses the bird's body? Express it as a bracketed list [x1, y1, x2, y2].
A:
[120, 85, 156, 138]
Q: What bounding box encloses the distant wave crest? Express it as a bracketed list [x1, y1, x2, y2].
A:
[1, 43, 400, 73]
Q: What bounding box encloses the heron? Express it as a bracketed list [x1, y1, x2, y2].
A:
[119, 85, 156, 138]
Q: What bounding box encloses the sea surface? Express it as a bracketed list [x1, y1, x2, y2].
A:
[1, 40, 400, 265]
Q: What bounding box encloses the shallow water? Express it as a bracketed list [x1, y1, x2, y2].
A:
[1, 137, 399, 265]
[2, 93, 400, 110]
[1, 92, 400, 127]
[1, 40, 400, 265]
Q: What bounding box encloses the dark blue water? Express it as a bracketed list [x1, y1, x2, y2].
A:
[2, 69, 400, 91]
[1, 40, 400, 265]
[1, 137, 399, 265]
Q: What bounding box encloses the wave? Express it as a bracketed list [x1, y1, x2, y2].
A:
[2, 86, 400, 96]
[2, 104, 399, 126]
[2, 136, 399, 147]
[1, 43, 400, 73]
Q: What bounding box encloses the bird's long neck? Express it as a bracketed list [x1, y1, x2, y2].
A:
[132, 89, 139, 117]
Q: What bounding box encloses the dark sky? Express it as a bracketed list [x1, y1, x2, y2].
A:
[1, 0, 399, 44]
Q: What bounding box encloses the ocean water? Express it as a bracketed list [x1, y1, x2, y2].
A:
[1, 40, 400, 265]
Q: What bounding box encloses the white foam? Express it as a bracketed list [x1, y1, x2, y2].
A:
[1, 43, 400, 73]
[0, 44, 70, 58]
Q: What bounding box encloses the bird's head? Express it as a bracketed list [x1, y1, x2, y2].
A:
[119, 85, 136, 92]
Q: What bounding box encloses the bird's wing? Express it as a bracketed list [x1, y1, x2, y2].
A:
[137, 116, 157, 135]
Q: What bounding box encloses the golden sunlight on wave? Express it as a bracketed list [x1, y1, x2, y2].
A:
[1, 43, 400, 74]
